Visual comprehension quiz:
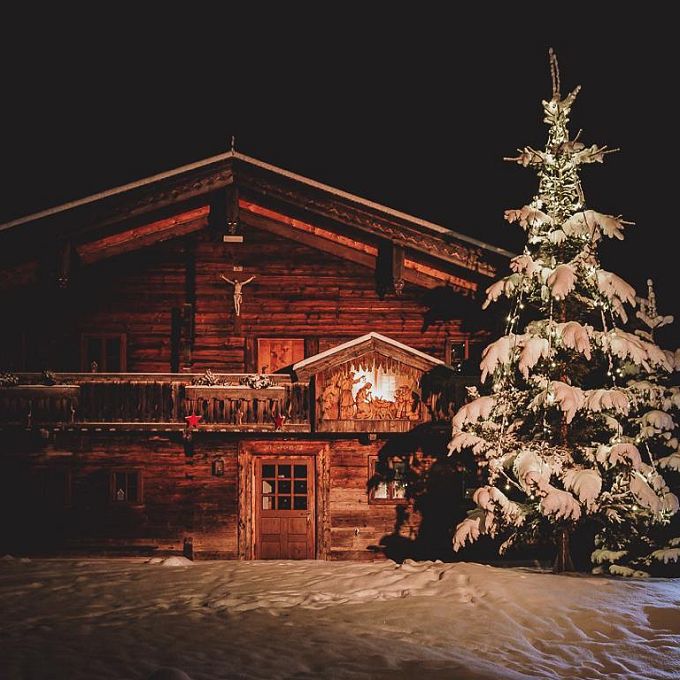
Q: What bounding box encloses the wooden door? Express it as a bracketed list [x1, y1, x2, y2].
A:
[255, 457, 315, 559]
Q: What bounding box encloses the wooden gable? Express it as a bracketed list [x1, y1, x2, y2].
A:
[294, 333, 443, 433]
[0, 151, 509, 377]
[0, 151, 512, 297]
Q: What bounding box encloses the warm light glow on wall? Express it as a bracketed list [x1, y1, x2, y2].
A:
[352, 368, 397, 401]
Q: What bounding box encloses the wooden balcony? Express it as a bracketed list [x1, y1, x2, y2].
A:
[0, 374, 310, 432]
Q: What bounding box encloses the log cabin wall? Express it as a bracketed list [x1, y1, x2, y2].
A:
[193, 224, 468, 370]
[328, 439, 421, 560]
[1, 221, 471, 374]
[0, 432, 425, 560]
[75, 242, 188, 373]
[0, 238, 188, 373]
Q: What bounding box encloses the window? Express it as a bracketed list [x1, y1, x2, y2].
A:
[261, 462, 308, 510]
[81, 333, 127, 372]
[445, 338, 483, 374]
[257, 338, 305, 373]
[110, 471, 142, 503]
[369, 456, 408, 503]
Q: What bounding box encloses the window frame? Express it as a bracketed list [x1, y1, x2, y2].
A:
[256, 338, 305, 373]
[445, 338, 470, 367]
[368, 455, 409, 504]
[109, 470, 143, 505]
[80, 332, 127, 372]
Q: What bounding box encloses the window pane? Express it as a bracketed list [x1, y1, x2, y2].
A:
[393, 461, 406, 480]
[87, 338, 102, 367]
[277, 465, 291, 479]
[262, 465, 275, 478]
[294, 480, 307, 494]
[128, 473, 139, 503]
[106, 338, 121, 372]
[374, 482, 388, 499]
[278, 496, 291, 510]
[278, 480, 291, 494]
[393, 483, 406, 499]
[262, 496, 273, 510]
[293, 496, 307, 510]
[262, 480, 274, 494]
[294, 465, 307, 479]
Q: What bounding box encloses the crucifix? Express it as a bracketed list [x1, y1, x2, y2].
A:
[219, 274, 255, 317]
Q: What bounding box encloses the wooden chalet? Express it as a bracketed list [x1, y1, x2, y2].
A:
[0, 150, 511, 560]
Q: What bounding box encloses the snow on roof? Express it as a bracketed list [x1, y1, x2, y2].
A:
[292, 332, 445, 373]
[0, 151, 514, 258]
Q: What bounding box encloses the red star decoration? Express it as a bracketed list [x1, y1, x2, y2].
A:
[185, 414, 202, 428]
[273, 414, 286, 430]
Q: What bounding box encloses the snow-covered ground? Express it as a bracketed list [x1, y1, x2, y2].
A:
[1, 557, 679, 680]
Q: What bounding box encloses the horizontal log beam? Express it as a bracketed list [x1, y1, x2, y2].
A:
[57, 423, 311, 432]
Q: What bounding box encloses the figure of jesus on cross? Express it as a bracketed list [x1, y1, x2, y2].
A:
[219, 274, 256, 317]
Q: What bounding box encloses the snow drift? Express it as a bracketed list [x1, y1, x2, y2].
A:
[1, 558, 679, 680]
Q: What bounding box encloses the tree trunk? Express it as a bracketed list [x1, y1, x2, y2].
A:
[553, 526, 575, 573]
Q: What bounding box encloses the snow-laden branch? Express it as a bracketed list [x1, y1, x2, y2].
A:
[562, 210, 631, 242]
[451, 396, 497, 431]
[562, 468, 602, 510]
[530, 380, 585, 424]
[584, 389, 630, 415]
[504, 205, 552, 229]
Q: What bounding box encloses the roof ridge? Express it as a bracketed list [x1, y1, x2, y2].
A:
[292, 332, 444, 373]
[0, 150, 514, 258]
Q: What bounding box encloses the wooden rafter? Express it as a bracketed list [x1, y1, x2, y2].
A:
[76, 206, 210, 264]
[240, 201, 477, 293]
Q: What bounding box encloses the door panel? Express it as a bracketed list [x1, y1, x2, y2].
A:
[255, 457, 315, 559]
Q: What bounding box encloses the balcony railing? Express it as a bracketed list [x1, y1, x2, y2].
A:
[0, 374, 310, 431]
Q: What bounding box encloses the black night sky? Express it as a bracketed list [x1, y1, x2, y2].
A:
[2, 17, 677, 345]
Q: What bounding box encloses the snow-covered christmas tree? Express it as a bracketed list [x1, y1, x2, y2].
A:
[449, 50, 679, 572]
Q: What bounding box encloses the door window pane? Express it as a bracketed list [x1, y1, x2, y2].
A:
[294, 480, 307, 494]
[262, 465, 275, 478]
[262, 496, 273, 510]
[278, 496, 291, 510]
[277, 465, 291, 479]
[262, 480, 274, 494]
[293, 496, 307, 510]
[277, 480, 291, 494]
[294, 465, 307, 479]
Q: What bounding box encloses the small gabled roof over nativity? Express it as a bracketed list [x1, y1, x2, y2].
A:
[293, 332, 444, 381]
